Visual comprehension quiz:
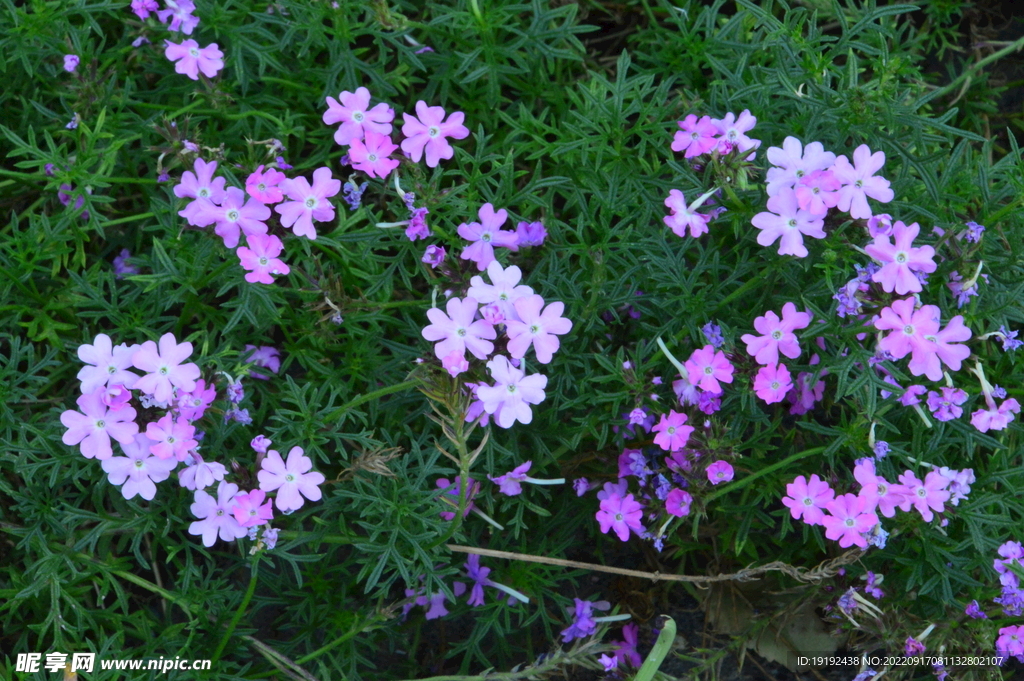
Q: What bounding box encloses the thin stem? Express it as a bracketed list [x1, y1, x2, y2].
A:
[294, 619, 367, 664]
[703, 446, 827, 503]
[932, 35, 1024, 100]
[321, 379, 420, 423]
[212, 558, 261, 663]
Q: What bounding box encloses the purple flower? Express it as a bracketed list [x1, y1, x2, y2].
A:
[145, 413, 198, 461]
[457, 203, 519, 271]
[132, 333, 200, 403]
[515, 220, 547, 247]
[596, 492, 645, 541]
[188, 481, 249, 547]
[573, 478, 591, 496]
[76, 333, 141, 394]
[238, 234, 290, 284]
[63, 54, 80, 73]
[131, 0, 158, 19]
[66, 113, 80, 130]
[864, 221, 937, 295]
[904, 637, 926, 656]
[101, 433, 177, 500]
[611, 623, 643, 667]
[435, 477, 479, 520]
[243, 345, 281, 380]
[926, 387, 968, 422]
[702, 322, 724, 348]
[422, 296, 496, 361]
[964, 221, 985, 243]
[506, 295, 572, 364]
[276, 167, 342, 240]
[112, 249, 138, 279]
[706, 460, 734, 485]
[223, 407, 252, 425]
[349, 130, 400, 179]
[156, 0, 200, 33]
[61, 390, 139, 460]
[257, 446, 326, 513]
[400, 101, 470, 167]
[671, 114, 719, 158]
[322, 87, 394, 146]
[405, 207, 430, 241]
[342, 181, 367, 212]
[422, 244, 446, 268]
[664, 189, 711, 238]
[751, 186, 826, 258]
[178, 453, 227, 491]
[489, 461, 532, 496]
[251, 435, 272, 454]
[164, 40, 223, 80]
[998, 326, 1023, 352]
[476, 356, 548, 429]
[559, 598, 608, 642]
[831, 145, 894, 219]
[995, 585, 1024, 617]
[231, 489, 274, 528]
[873, 441, 889, 459]
[965, 599, 987, 619]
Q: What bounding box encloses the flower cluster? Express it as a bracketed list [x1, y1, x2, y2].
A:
[403, 554, 529, 621]
[60, 333, 319, 548]
[137, 1, 224, 80]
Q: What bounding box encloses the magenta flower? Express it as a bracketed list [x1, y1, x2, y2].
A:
[665, 488, 693, 517]
[131, 0, 158, 19]
[821, 493, 878, 548]
[506, 295, 572, 364]
[664, 189, 712, 238]
[231, 489, 274, 528]
[765, 137, 836, 197]
[237, 234, 290, 284]
[910, 315, 972, 381]
[276, 167, 341, 240]
[794, 169, 840, 216]
[684, 345, 734, 393]
[996, 625, 1024, 665]
[193, 186, 271, 248]
[349, 130, 400, 179]
[476, 355, 548, 428]
[781, 474, 834, 526]
[245, 165, 286, 204]
[596, 492, 645, 541]
[422, 296, 496, 360]
[132, 332, 201, 403]
[466, 260, 534, 322]
[671, 114, 719, 158]
[145, 413, 198, 461]
[76, 333, 141, 394]
[751, 186, 826, 258]
[61, 390, 139, 460]
[189, 481, 249, 547]
[422, 244, 446, 268]
[164, 40, 223, 80]
[457, 203, 519, 271]
[489, 461, 532, 496]
[515, 220, 547, 247]
[174, 158, 226, 225]
[156, 0, 199, 34]
[972, 398, 1021, 433]
[101, 433, 178, 501]
[831, 145, 894, 219]
[400, 101, 470, 167]
[322, 87, 395, 146]
[865, 221, 937, 295]
[651, 410, 694, 452]
[854, 460, 908, 518]
[741, 302, 811, 365]
[753, 363, 793, 404]
[706, 460, 734, 485]
[257, 446, 326, 513]
[926, 387, 968, 421]
[243, 345, 281, 380]
[874, 298, 940, 361]
[897, 471, 950, 522]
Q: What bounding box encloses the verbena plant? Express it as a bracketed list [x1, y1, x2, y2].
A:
[1, 0, 1023, 679]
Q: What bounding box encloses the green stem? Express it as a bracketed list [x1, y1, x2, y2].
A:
[294, 619, 367, 664]
[211, 559, 261, 663]
[932, 35, 1024, 99]
[321, 379, 420, 423]
[703, 446, 826, 503]
[634, 616, 677, 681]
[99, 212, 155, 228]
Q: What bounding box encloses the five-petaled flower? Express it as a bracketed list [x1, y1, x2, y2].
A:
[400, 101, 470, 167]
[596, 492, 644, 541]
[237, 234, 290, 284]
[257, 446, 326, 513]
[132, 332, 201, 404]
[476, 355, 548, 428]
[164, 39, 223, 81]
[684, 345, 734, 393]
[322, 87, 395, 146]
[421, 296, 496, 360]
[276, 167, 342, 240]
[61, 390, 139, 460]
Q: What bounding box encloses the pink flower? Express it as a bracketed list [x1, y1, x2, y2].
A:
[996, 625, 1024, 665]
[257, 446, 326, 512]
[781, 474, 834, 526]
[830, 145, 894, 219]
[237, 234, 290, 284]
[422, 296, 496, 360]
[145, 413, 198, 461]
[422, 244, 446, 268]
[178, 454, 227, 491]
[322, 87, 394, 146]
[741, 302, 811, 365]
[132, 332, 201, 403]
[276, 167, 342, 240]
[63, 54, 80, 73]
[910, 314, 972, 381]
[174, 158, 226, 225]
[349, 130, 400, 179]
[442, 349, 469, 377]
[753, 363, 793, 404]
[671, 114, 719, 157]
[101, 433, 178, 500]
[189, 481, 249, 547]
[506, 295, 573, 364]
[821, 494, 878, 548]
[243, 345, 281, 380]
[61, 390, 139, 460]
[651, 410, 694, 452]
[245, 165, 286, 204]
[706, 460, 734, 485]
[684, 345, 734, 393]
[665, 488, 693, 517]
[853, 458, 908, 518]
[193, 186, 271, 248]
[897, 471, 950, 522]
[457, 203, 519, 271]
[489, 461, 532, 496]
[874, 298, 940, 361]
[664, 189, 711, 238]
[596, 492, 645, 541]
[156, 0, 199, 34]
[466, 260, 534, 322]
[710, 110, 760, 158]
[76, 333, 140, 394]
[751, 186, 826, 258]
[164, 40, 223, 81]
[400, 101, 470, 167]
[765, 137, 836, 196]
[232, 489, 274, 528]
[794, 169, 840, 216]
[971, 398, 1020, 433]
[476, 355, 548, 428]
[864, 221, 936, 295]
